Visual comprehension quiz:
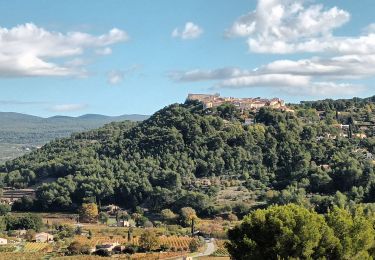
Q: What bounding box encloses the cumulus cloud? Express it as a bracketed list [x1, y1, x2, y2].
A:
[170, 58, 365, 96]
[226, 0, 358, 54]
[172, 22, 203, 40]
[215, 73, 360, 96]
[262, 55, 375, 79]
[0, 23, 128, 77]
[170, 1, 374, 97]
[49, 103, 88, 112]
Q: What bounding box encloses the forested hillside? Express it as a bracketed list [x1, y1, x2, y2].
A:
[1, 97, 374, 218]
[0, 112, 148, 162]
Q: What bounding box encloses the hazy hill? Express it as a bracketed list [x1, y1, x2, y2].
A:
[0, 112, 148, 162]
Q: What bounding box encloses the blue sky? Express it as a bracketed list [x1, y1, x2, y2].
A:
[0, 0, 374, 117]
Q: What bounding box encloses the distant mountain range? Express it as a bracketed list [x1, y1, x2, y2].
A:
[0, 112, 149, 162]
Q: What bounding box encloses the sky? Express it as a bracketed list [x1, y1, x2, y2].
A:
[0, 0, 375, 117]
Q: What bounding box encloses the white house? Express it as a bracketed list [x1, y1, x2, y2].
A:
[96, 242, 120, 252]
[35, 232, 54, 243]
[0, 238, 7, 245]
[117, 220, 130, 227]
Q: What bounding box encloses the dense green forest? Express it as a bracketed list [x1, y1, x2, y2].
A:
[0, 96, 374, 218]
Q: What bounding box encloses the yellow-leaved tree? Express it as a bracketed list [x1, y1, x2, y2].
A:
[79, 203, 98, 223]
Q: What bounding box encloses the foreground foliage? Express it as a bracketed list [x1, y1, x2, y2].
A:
[226, 204, 375, 260]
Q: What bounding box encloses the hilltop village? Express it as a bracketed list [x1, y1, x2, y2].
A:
[187, 93, 293, 112]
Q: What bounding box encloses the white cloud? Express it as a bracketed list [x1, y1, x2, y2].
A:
[262, 55, 375, 79]
[299, 82, 361, 96]
[170, 1, 374, 97]
[0, 23, 128, 77]
[226, 0, 355, 54]
[107, 65, 142, 85]
[170, 68, 249, 82]
[108, 70, 125, 85]
[172, 22, 203, 40]
[362, 23, 375, 34]
[49, 103, 88, 112]
[95, 47, 112, 55]
[216, 73, 360, 96]
[170, 60, 365, 97]
[247, 34, 375, 54]
[64, 58, 87, 67]
[218, 74, 310, 88]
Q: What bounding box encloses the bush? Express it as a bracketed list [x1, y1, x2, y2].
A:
[0, 246, 16, 252]
[0, 204, 11, 216]
[189, 239, 200, 252]
[139, 229, 159, 251]
[160, 244, 170, 251]
[66, 241, 91, 255]
[95, 249, 111, 257]
[123, 244, 138, 254]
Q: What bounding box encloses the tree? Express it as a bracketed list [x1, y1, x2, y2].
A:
[55, 224, 75, 239]
[180, 207, 197, 227]
[0, 204, 10, 216]
[326, 206, 375, 259]
[98, 212, 109, 225]
[161, 209, 176, 223]
[79, 203, 98, 223]
[4, 213, 43, 231]
[75, 225, 83, 235]
[216, 103, 241, 121]
[68, 241, 85, 255]
[226, 204, 340, 260]
[139, 229, 159, 251]
[189, 239, 200, 252]
[127, 227, 133, 242]
[226, 213, 238, 222]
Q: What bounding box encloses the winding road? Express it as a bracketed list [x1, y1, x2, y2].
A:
[166, 239, 216, 260]
[197, 239, 216, 257]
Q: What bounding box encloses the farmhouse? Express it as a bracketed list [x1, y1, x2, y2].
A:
[0, 238, 7, 244]
[103, 204, 120, 215]
[35, 232, 54, 243]
[96, 242, 120, 252]
[117, 220, 131, 227]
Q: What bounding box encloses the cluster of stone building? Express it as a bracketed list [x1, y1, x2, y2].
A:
[0, 231, 54, 244]
[187, 93, 291, 112]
